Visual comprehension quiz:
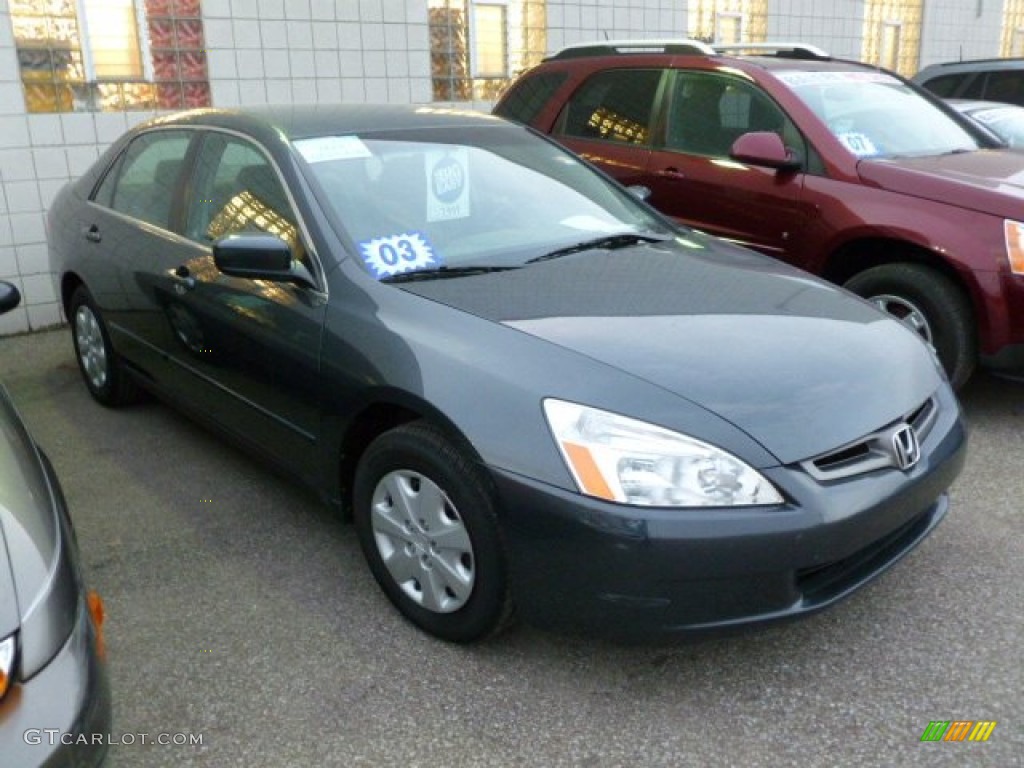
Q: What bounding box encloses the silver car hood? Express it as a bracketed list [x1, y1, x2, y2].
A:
[0, 386, 78, 675]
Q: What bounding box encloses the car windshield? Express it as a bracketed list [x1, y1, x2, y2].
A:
[294, 124, 672, 279]
[964, 104, 1024, 148]
[777, 70, 981, 158]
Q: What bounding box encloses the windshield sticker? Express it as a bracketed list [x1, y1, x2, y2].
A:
[837, 132, 879, 157]
[426, 149, 471, 222]
[359, 232, 439, 279]
[294, 136, 372, 164]
[776, 70, 900, 87]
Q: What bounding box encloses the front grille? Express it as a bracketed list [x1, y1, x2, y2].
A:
[801, 396, 937, 482]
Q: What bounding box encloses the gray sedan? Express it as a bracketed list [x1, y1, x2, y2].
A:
[47, 105, 965, 642]
[949, 98, 1024, 148]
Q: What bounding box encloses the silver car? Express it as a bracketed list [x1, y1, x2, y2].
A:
[0, 281, 111, 766]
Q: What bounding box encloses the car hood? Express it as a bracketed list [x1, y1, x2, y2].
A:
[858, 149, 1024, 219]
[0, 386, 77, 674]
[399, 241, 942, 465]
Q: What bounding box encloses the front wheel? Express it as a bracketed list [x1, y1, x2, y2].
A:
[844, 264, 976, 389]
[353, 421, 512, 642]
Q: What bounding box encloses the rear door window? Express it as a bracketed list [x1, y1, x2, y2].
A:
[93, 131, 192, 230]
[555, 69, 663, 145]
[494, 70, 568, 124]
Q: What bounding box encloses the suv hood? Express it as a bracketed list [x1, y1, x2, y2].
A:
[859, 149, 1024, 219]
[400, 242, 942, 465]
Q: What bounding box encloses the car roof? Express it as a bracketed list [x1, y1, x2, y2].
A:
[138, 104, 508, 143]
[540, 41, 886, 77]
[915, 58, 1024, 79]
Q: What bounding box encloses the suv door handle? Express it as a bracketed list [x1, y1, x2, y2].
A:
[84, 225, 102, 243]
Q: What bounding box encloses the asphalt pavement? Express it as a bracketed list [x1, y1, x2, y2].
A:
[1, 327, 1020, 768]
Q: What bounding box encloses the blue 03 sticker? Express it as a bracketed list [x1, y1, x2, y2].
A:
[359, 232, 439, 278]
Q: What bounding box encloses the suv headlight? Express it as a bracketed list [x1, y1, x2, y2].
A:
[0, 634, 15, 700]
[543, 399, 784, 507]
[1004, 219, 1024, 275]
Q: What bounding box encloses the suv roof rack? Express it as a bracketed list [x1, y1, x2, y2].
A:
[711, 42, 830, 59]
[548, 39, 715, 60]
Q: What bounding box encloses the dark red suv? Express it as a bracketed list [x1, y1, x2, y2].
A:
[495, 40, 1024, 388]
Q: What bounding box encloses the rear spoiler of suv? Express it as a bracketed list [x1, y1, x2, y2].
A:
[547, 39, 829, 61]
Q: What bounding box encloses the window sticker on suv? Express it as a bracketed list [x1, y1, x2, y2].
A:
[776, 71, 900, 87]
[837, 132, 879, 157]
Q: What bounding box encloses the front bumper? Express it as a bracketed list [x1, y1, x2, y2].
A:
[493, 391, 967, 640]
[0, 594, 111, 767]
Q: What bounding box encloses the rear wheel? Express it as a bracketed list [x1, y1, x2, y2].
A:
[353, 421, 512, 642]
[69, 285, 140, 406]
[844, 263, 976, 389]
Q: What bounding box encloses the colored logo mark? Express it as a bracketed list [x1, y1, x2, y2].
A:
[920, 721, 997, 742]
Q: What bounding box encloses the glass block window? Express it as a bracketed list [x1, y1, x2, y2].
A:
[145, 0, 209, 110]
[686, 1, 768, 44]
[10, 0, 209, 113]
[861, 0, 922, 77]
[429, 0, 546, 102]
[1002, 0, 1024, 57]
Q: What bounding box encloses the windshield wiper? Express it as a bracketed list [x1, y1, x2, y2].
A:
[380, 265, 519, 283]
[526, 232, 672, 264]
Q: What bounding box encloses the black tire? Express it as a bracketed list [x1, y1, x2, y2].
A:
[69, 285, 141, 406]
[353, 421, 513, 642]
[844, 263, 976, 389]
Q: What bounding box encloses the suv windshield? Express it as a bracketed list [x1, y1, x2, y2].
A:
[778, 70, 980, 158]
[296, 125, 672, 279]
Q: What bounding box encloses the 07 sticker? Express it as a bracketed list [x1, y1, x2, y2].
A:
[359, 232, 439, 278]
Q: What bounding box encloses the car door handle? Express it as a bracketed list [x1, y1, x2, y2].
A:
[84, 225, 102, 243]
[173, 265, 196, 293]
[658, 167, 686, 179]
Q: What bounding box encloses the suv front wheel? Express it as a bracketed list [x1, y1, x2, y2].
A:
[844, 263, 976, 389]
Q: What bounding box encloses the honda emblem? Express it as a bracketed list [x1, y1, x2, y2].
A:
[891, 424, 921, 471]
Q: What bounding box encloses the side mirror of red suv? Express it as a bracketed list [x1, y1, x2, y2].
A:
[730, 131, 801, 172]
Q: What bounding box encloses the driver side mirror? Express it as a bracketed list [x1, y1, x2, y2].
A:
[0, 281, 21, 315]
[730, 131, 802, 172]
[213, 233, 316, 289]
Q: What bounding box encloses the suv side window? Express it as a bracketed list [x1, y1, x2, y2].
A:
[666, 72, 804, 160]
[983, 71, 1024, 106]
[186, 133, 309, 270]
[494, 70, 568, 124]
[921, 73, 970, 98]
[556, 69, 662, 145]
[93, 131, 192, 229]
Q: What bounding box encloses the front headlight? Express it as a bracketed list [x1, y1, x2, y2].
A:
[0, 634, 15, 700]
[1004, 220, 1024, 275]
[543, 399, 784, 507]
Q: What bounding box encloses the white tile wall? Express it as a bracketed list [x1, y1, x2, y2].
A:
[0, 0, 1018, 336]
